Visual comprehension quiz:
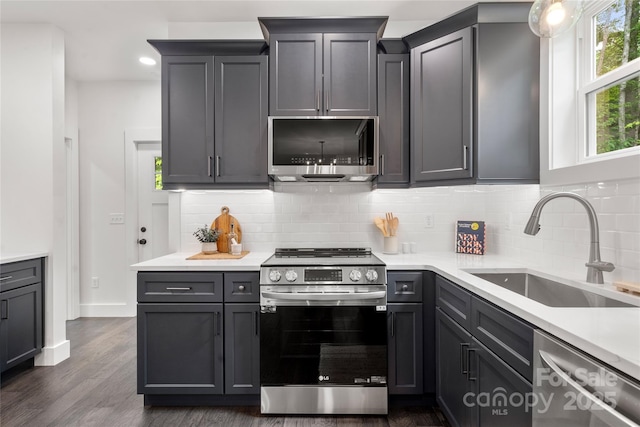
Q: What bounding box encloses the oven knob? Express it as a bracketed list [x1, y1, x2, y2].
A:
[349, 270, 362, 282]
[365, 270, 379, 282]
[285, 270, 298, 282]
[268, 270, 281, 283]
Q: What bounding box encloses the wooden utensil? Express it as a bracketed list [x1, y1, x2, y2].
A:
[374, 217, 388, 237]
[211, 206, 243, 253]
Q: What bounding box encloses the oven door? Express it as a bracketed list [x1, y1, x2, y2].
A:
[260, 305, 388, 414]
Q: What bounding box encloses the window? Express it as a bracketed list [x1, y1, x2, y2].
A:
[155, 156, 163, 190]
[580, 0, 640, 160]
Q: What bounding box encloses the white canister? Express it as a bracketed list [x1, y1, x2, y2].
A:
[383, 236, 399, 254]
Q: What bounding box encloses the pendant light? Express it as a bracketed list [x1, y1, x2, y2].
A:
[528, 0, 585, 38]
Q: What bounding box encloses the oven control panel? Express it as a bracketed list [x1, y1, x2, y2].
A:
[261, 266, 386, 285]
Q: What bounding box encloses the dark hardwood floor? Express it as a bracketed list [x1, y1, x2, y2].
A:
[0, 318, 450, 426]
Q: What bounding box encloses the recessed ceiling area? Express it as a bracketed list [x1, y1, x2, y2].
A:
[0, 0, 530, 81]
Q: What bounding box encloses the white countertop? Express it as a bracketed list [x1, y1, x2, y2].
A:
[131, 250, 640, 381]
[131, 251, 272, 271]
[1, 251, 48, 264]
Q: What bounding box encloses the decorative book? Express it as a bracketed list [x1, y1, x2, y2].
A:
[455, 221, 486, 255]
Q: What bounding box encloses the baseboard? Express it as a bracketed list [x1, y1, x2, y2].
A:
[35, 339, 70, 366]
[80, 303, 135, 317]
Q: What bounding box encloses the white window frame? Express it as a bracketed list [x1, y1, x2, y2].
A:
[578, 0, 640, 163]
[541, 0, 640, 185]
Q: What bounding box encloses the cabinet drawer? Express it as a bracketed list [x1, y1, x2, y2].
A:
[137, 272, 223, 303]
[387, 272, 423, 302]
[471, 296, 534, 382]
[436, 275, 472, 330]
[0, 258, 42, 292]
[224, 272, 259, 303]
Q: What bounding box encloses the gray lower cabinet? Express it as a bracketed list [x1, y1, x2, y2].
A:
[435, 275, 533, 426]
[137, 303, 224, 394]
[224, 303, 260, 394]
[156, 44, 268, 189]
[406, 3, 539, 186]
[387, 271, 430, 396]
[268, 32, 377, 116]
[137, 271, 260, 400]
[376, 53, 410, 187]
[0, 258, 43, 373]
[388, 303, 423, 395]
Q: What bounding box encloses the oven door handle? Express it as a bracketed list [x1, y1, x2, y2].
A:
[260, 291, 386, 301]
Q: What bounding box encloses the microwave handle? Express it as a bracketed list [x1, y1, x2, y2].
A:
[380, 154, 385, 176]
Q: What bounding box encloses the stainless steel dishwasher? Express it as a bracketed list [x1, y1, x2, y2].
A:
[533, 330, 640, 426]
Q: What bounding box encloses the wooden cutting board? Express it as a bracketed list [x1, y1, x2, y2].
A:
[210, 206, 242, 253]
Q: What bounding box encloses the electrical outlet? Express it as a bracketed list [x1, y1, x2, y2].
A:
[425, 214, 434, 228]
[91, 277, 99, 288]
[110, 213, 125, 224]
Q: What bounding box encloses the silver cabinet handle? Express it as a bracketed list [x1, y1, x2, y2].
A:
[467, 348, 477, 381]
[165, 287, 192, 291]
[539, 350, 636, 426]
[463, 146, 468, 170]
[216, 156, 221, 177]
[208, 156, 212, 177]
[460, 343, 470, 374]
[261, 290, 386, 301]
[390, 312, 395, 337]
[325, 91, 329, 113]
[316, 91, 321, 112]
[238, 285, 246, 291]
[0, 276, 13, 281]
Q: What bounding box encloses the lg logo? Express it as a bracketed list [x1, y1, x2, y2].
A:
[318, 375, 330, 381]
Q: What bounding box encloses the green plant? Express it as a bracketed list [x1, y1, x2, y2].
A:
[193, 225, 221, 243]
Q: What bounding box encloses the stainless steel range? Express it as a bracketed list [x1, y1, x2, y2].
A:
[259, 247, 388, 415]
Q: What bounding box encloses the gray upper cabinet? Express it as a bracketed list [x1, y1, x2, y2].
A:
[268, 33, 322, 116]
[269, 33, 377, 116]
[376, 52, 410, 187]
[260, 17, 386, 117]
[162, 56, 214, 185]
[214, 56, 268, 184]
[411, 28, 473, 183]
[150, 41, 269, 189]
[405, 3, 540, 186]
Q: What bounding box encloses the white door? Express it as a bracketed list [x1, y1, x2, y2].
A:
[136, 143, 169, 261]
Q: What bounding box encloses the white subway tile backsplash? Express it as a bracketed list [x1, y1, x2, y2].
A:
[179, 178, 640, 283]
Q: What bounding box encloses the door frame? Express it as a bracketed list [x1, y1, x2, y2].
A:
[125, 128, 181, 316]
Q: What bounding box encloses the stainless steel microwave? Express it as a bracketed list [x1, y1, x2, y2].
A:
[268, 116, 379, 182]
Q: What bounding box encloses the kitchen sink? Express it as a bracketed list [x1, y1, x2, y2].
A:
[467, 270, 636, 308]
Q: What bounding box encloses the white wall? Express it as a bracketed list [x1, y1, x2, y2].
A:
[180, 178, 640, 284]
[0, 23, 70, 364]
[77, 81, 160, 316]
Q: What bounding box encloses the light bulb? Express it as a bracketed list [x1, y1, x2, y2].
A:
[528, 0, 585, 38]
[545, 2, 566, 26]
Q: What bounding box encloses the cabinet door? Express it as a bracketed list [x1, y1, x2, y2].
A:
[470, 337, 532, 427]
[324, 33, 377, 116]
[388, 303, 423, 395]
[137, 303, 223, 394]
[436, 308, 474, 427]
[224, 304, 260, 394]
[412, 27, 473, 183]
[377, 54, 410, 186]
[162, 56, 214, 185]
[0, 283, 42, 372]
[214, 56, 268, 184]
[269, 33, 322, 116]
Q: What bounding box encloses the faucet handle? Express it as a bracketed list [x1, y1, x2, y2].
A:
[585, 261, 615, 272]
